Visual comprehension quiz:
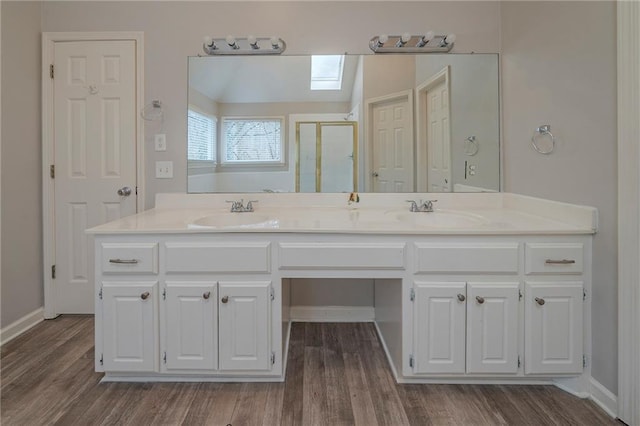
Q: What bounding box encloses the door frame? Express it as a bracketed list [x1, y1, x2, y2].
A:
[42, 32, 145, 319]
[617, 2, 640, 424]
[364, 89, 414, 192]
[415, 66, 451, 192]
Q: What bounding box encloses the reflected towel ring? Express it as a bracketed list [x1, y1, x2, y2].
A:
[464, 136, 479, 156]
[531, 124, 555, 154]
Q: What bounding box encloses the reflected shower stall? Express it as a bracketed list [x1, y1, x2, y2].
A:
[295, 122, 358, 192]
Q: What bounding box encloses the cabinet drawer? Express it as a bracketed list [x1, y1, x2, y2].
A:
[525, 243, 583, 275]
[278, 243, 405, 270]
[165, 242, 271, 273]
[101, 243, 159, 274]
[414, 243, 519, 274]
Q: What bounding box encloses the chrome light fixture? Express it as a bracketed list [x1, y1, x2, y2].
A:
[369, 32, 456, 53]
[202, 35, 286, 55]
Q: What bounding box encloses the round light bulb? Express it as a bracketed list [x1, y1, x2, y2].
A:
[379, 34, 389, 44]
[270, 37, 280, 48]
[424, 31, 435, 41]
[226, 35, 236, 45]
[247, 35, 257, 45]
[401, 33, 412, 43]
[203, 36, 213, 47]
[445, 33, 456, 44]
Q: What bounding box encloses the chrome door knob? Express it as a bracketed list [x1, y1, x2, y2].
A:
[117, 186, 132, 196]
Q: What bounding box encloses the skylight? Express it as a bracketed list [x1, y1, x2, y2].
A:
[310, 55, 345, 91]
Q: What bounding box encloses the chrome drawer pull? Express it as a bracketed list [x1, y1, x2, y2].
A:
[545, 259, 576, 265]
[535, 297, 545, 306]
[140, 291, 150, 300]
[109, 258, 139, 264]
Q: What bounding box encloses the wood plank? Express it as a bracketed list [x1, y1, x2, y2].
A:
[302, 346, 328, 426]
[322, 323, 355, 426]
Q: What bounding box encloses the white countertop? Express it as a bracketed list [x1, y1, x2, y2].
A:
[86, 193, 597, 236]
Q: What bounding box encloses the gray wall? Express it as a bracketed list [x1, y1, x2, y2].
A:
[0, 0, 617, 396]
[501, 1, 617, 392]
[1, 1, 44, 327]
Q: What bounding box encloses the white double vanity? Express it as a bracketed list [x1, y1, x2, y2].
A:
[87, 192, 596, 395]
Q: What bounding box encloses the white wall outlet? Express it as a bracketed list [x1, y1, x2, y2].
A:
[155, 161, 173, 178]
[154, 133, 167, 151]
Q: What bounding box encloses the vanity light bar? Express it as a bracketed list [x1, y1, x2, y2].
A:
[202, 36, 286, 55]
[369, 33, 455, 53]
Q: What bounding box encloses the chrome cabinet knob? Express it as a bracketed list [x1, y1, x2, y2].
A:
[372, 172, 379, 177]
[457, 294, 466, 302]
[140, 291, 150, 300]
[221, 295, 229, 304]
[476, 296, 485, 304]
[535, 297, 546, 306]
[203, 291, 211, 300]
[117, 186, 132, 197]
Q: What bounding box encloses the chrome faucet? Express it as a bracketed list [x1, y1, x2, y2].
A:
[226, 199, 258, 213]
[406, 199, 438, 212]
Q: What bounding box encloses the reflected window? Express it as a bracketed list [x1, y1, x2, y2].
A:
[187, 109, 216, 162]
[310, 55, 344, 90]
[222, 117, 284, 164]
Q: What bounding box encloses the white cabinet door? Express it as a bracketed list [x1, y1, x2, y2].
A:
[102, 281, 158, 372]
[525, 282, 583, 374]
[164, 282, 217, 371]
[218, 281, 272, 371]
[413, 282, 466, 374]
[466, 282, 519, 374]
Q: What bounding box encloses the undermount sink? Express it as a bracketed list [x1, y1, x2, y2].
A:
[191, 214, 274, 228]
[391, 210, 487, 228]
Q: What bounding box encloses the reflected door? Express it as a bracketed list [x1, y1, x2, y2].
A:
[296, 122, 357, 192]
[425, 75, 451, 192]
[370, 93, 414, 192]
[54, 40, 138, 313]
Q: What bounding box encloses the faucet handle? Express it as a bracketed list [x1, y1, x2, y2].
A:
[246, 200, 258, 211]
[405, 200, 419, 212]
[422, 199, 438, 212]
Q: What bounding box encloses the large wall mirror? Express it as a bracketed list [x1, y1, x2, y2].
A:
[187, 54, 500, 193]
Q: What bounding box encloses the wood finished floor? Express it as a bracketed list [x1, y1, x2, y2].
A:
[1, 316, 616, 426]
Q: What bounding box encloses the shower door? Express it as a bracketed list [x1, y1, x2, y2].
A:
[295, 122, 358, 192]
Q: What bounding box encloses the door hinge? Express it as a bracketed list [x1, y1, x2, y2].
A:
[270, 286, 275, 301]
[271, 352, 276, 365]
[50, 164, 55, 179]
[50, 64, 54, 79]
[162, 288, 166, 300]
[519, 289, 523, 301]
[517, 355, 521, 368]
[51, 265, 56, 279]
[135, 186, 138, 195]
[583, 289, 587, 301]
[409, 355, 414, 368]
[163, 351, 167, 364]
[98, 287, 103, 300]
[583, 355, 587, 368]
[410, 288, 415, 302]
[99, 353, 103, 366]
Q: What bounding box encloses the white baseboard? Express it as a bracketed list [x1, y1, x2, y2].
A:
[0, 307, 44, 346]
[589, 377, 618, 418]
[289, 306, 374, 322]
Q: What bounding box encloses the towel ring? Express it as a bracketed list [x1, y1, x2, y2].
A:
[464, 136, 479, 156]
[531, 125, 555, 155]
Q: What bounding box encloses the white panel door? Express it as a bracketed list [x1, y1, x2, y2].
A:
[413, 282, 466, 374]
[102, 281, 158, 372]
[426, 79, 451, 192]
[371, 95, 414, 192]
[218, 281, 272, 371]
[54, 40, 137, 313]
[164, 282, 217, 371]
[525, 282, 584, 374]
[466, 282, 520, 374]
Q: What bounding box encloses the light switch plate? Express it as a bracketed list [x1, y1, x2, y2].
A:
[155, 161, 173, 178]
[154, 134, 167, 151]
